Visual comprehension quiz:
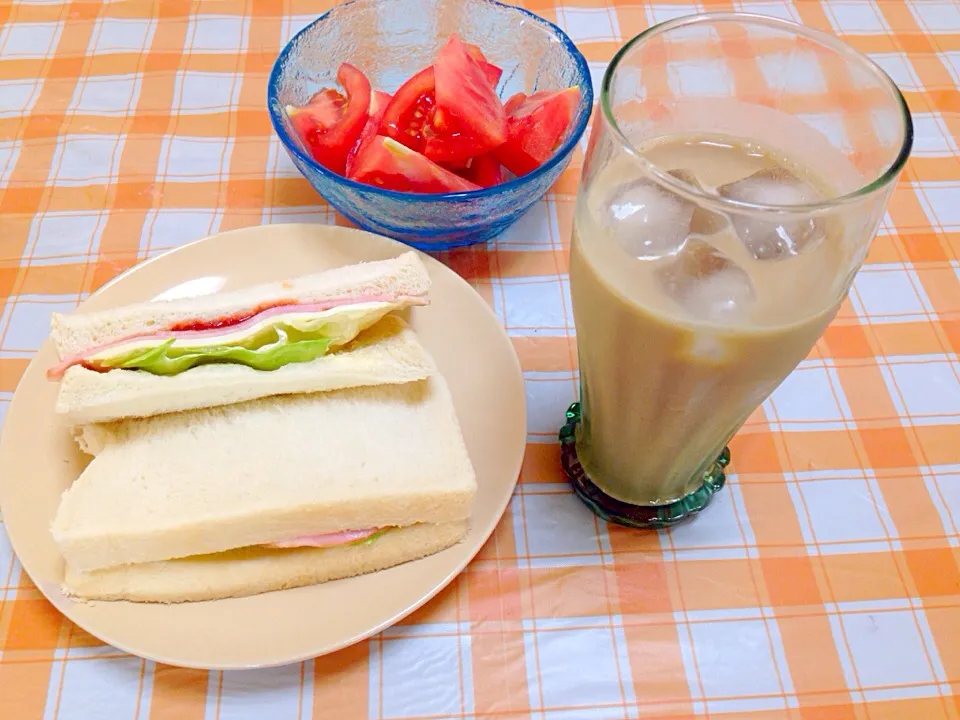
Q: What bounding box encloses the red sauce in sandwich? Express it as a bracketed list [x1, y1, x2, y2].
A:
[169, 299, 299, 332]
[80, 360, 110, 374]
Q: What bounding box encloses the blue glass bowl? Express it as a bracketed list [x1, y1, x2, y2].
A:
[267, 0, 593, 251]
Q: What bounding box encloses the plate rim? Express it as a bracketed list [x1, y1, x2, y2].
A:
[0, 223, 526, 669]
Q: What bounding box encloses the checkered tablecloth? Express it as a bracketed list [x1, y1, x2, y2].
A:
[2, 0, 960, 717]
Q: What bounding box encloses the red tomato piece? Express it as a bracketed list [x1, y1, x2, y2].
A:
[440, 157, 471, 171]
[433, 35, 506, 149]
[463, 41, 503, 88]
[349, 136, 481, 193]
[422, 126, 499, 164]
[503, 91, 527, 116]
[302, 88, 345, 126]
[423, 104, 496, 163]
[460, 152, 503, 188]
[287, 63, 371, 176]
[495, 87, 580, 177]
[345, 90, 392, 178]
[381, 57, 502, 165]
[380, 66, 436, 154]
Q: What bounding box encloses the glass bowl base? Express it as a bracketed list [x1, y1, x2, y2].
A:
[558, 403, 730, 529]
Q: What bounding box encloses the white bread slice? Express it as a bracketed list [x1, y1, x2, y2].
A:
[56, 315, 436, 428]
[63, 521, 468, 603]
[50, 251, 430, 358]
[51, 374, 477, 572]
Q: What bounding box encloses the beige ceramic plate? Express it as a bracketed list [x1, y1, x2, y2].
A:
[0, 224, 526, 670]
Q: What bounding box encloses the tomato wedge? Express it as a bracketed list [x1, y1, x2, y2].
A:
[349, 136, 481, 193]
[503, 91, 527, 116]
[380, 66, 436, 154]
[287, 63, 371, 176]
[463, 42, 502, 88]
[345, 89, 392, 178]
[495, 87, 580, 177]
[459, 153, 503, 188]
[433, 35, 506, 149]
[380, 59, 502, 164]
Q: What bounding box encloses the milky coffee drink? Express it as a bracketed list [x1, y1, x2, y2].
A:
[570, 134, 844, 506]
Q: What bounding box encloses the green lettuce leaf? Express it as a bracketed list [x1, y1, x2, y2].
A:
[89, 304, 395, 377]
[99, 326, 334, 376]
[349, 528, 390, 547]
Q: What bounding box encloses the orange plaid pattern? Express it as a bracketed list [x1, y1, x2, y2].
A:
[2, 0, 960, 718]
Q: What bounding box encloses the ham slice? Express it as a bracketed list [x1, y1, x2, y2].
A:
[262, 527, 381, 549]
[47, 294, 426, 380]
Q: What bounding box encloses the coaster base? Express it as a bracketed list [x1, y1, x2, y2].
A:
[559, 403, 730, 529]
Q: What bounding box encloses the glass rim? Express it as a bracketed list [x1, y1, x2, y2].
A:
[600, 11, 914, 215]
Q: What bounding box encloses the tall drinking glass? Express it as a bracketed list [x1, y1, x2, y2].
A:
[560, 13, 912, 528]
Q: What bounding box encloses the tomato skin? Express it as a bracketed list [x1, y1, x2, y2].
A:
[350, 136, 481, 193]
[494, 87, 580, 177]
[460, 152, 503, 188]
[288, 93, 343, 163]
[345, 90, 392, 178]
[477, 60, 502, 88]
[288, 63, 371, 176]
[463, 42, 503, 88]
[434, 35, 506, 148]
[503, 92, 527, 116]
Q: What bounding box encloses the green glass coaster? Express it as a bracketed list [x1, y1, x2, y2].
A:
[559, 403, 730, 529]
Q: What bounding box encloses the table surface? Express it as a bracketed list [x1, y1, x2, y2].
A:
[2, 0, 960, 718]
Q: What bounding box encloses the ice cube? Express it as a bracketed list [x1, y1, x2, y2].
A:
[605, 178, 694, 259]
[718, 167, 825, 260]
[668, 168, 729, 236]
[656, 238, 756, 323]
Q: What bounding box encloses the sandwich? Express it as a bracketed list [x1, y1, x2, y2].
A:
[52, 374, 477, 603]
[45, 252, 479, 604]
[48, 252, 432, 425]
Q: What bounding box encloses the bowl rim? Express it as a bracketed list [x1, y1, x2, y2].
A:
[266, 0, 594, 203]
